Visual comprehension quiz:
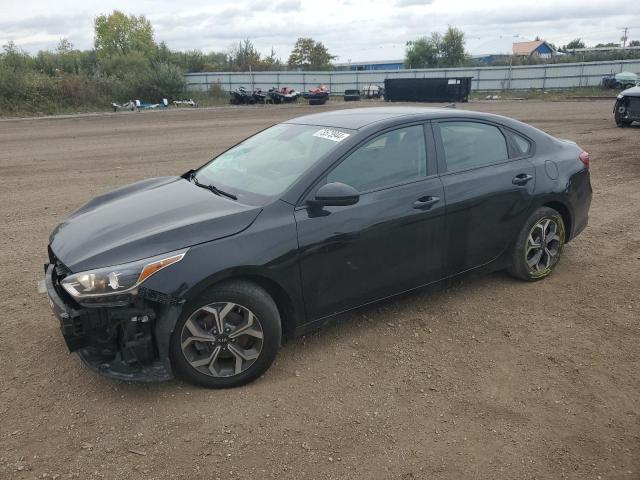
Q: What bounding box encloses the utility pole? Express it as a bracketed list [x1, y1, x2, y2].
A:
[621, 27, 629, 48]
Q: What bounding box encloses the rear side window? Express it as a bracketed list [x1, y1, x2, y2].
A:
[506, 130, 532, 156]
[439, 122, 508, 172]
[327, 125, 427, 192]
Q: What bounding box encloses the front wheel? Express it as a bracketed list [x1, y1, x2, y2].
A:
[508, 207, 566, 281]
[170, 281, 282, 388]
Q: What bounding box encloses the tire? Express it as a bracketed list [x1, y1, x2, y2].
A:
[170, 281, 282, 388]
[508, 207, 566, 281]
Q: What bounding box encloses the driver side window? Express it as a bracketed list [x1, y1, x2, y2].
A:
[327, 125, 427, 192]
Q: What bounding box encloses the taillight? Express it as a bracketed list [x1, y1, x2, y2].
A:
[579, 151, 590, 170]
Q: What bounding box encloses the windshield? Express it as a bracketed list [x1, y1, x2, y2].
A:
[195, 123, 353, 201]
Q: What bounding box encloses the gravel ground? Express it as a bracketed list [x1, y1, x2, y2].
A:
[0, 100, 638, 480]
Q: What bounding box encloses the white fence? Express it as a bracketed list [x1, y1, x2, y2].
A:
[185, 59, 640, 94]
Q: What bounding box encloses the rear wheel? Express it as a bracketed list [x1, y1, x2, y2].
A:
[508, 207, 566, 281]
[170, 281, 281, 388]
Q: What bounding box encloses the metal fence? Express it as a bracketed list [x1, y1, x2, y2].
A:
[185, 59, 640, 94]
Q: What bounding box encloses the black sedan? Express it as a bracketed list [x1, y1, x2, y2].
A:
[43, 107, 592, 388]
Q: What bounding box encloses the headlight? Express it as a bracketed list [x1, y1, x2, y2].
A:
[61, 249, 187, 298]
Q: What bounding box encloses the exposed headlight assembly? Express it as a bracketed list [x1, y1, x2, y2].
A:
[61, 249, 187, 298]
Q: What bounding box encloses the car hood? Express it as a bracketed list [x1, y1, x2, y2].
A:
[620, 86, 640, 98]
[49, 176, 262, 272]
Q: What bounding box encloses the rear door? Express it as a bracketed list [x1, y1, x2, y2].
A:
[433, 120, 536, 275]
[294, 123, 445, 320]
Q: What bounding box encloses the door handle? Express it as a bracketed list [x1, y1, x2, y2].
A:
[512, 173, 534, 186]
[413, 196, 440, 210]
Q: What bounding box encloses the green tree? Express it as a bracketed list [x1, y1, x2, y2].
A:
[405, 35, 440, 68]
[228, 39, 262, 71]
[565, 38, 585, 50]
[439, 26, 466, 66]
[56, 38, 74, 55]
[201, 52, 228, 71]
[287, 38, 335, 70]
[1, 42, 34, 72]
[629, 40, 640, 47]
[260, 47, 282, 70]
[94, 11, 156, 58]
[149, 62, 186, 97]
[405, 27, 467, 68]
[155, 40, 172, 63]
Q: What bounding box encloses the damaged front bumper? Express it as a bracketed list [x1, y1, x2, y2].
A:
[614, 94, 640, 123]
[43, 262, 183, 382]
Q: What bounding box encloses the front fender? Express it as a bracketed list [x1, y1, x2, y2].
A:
[140, 200, 306, 335]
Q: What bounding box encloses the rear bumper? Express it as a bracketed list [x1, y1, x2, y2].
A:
[43, 263, 180, 382]
[567, 169, 592, 242]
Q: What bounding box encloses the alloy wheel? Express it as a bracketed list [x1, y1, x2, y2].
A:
[525, 218, 564, 272]
[180, 302, 264, 377]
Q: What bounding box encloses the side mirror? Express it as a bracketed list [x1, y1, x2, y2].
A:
[308, 182, 360, 207]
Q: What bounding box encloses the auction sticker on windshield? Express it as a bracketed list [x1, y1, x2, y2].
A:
[313, 128, 351, 142]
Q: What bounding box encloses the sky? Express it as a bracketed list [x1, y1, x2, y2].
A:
[1, 0, 640, 62]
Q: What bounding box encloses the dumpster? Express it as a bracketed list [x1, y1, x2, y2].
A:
[384, 77, 472, 102]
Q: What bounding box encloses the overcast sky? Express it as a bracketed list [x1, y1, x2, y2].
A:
[1, 0, 640, 61]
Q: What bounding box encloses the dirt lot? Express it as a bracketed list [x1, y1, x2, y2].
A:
[0, 100, 638, 480]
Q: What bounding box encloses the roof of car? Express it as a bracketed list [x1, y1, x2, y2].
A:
[286, 106, 489, 129]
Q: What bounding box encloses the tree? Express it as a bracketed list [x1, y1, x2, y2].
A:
[405, 26, 467, 68]
[149, 62, 186, 97]
[155, 41, 172, 64]
[94, 11, 156, 58]
[440, 26, 466, 66]
[228, 39, 262, 71]
[260, 47, 282, 70]
[405, 35, 440, 68]
[56, 38, 74, 55]
[288, 38, 335, 70]
[629, 40, 640, 47]
[565, 38, 585, 50]
[1, 41, 32, 71]
[201, 52, 228, 72]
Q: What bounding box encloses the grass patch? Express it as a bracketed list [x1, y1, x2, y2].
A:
[470, 87, 621, 101]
